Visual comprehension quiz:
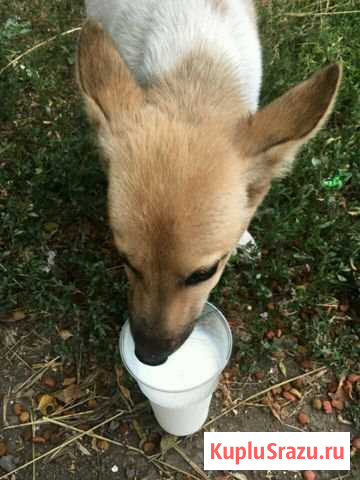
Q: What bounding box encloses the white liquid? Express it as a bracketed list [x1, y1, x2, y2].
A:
[129, 327, 221, 391]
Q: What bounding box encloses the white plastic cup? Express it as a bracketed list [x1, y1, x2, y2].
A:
[119, 302, 232, 436]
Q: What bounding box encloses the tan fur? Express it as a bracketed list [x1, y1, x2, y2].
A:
[77, 20, 341, 358]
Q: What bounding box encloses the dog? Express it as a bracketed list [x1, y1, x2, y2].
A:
[77, 0, 342, 365]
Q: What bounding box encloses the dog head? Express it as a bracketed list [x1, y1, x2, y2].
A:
[77, 21, 341, 365]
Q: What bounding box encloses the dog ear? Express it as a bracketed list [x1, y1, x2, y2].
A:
[76, 20, 144, 130]
[239, 64, 342, 182]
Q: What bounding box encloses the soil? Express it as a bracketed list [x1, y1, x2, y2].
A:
[0, 319, 359, 480]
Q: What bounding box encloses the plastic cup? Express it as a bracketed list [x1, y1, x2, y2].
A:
[119, 302, 232, 436]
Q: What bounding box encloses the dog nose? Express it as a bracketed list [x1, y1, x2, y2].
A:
[134, 348, 169, 366]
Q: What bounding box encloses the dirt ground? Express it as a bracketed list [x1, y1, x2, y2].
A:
[1, 318, 359, 480]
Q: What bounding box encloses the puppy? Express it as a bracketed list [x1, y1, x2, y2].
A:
[77, 0, 341, 365]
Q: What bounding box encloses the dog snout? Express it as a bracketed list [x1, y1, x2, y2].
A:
[130, 322, 195, 366]
[134, 347, 169, 366]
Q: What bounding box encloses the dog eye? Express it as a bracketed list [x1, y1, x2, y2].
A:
[185, 262, 219, 286]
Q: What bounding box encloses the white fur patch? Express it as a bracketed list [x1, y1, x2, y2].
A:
[85, 0, 262, 111]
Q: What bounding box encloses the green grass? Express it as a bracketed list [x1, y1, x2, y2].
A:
[1, 0, 359, 427]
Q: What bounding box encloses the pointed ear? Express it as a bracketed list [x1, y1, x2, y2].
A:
[76, 20, 144, 130]
[238, 64, 342, 179]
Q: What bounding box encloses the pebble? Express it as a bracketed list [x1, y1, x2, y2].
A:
[109, 420, 120, 432]
[0, 455, 18, 472]
[0, 441, 8, 456]
[312, 398, 322, 411]
[124, 458, 136, 479]
[298, 412, 310, 426]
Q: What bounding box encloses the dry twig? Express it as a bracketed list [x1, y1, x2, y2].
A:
[0, 26, 81, 76]
[204, 367, 327, 428]
[0, 410, 125, 479]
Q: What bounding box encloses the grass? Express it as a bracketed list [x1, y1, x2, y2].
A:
[0, 0, 359, 432]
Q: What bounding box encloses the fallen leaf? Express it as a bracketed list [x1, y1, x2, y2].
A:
[57, 329, 73, 341]
[231, 474, 248, 480]
[289, 388, 302, 400]
[91, 436, 98, 452]
[322, 400, 332, 414]
[343, 380, 354, 400]
[270, 405, 282, 423]
[44, 222, 59, 234]
[38, 394, 58, 416]
[97, 439, 109, 451]
[337, 414, 352, 425]
[278, 360, 287, 377]
[76, 440, 91, 456]
[53, 384, 81, 404]
[63, 377, 76, 387]
[160, 434, 177, 455]
[303, 471, 316, 480]
[282, 391, 296, 402]
[0, 309, 26, 323]
[119, 385, 133, 406]
[132, 419, 146, 440]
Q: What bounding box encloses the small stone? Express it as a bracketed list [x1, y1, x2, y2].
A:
[42, 430, 52, 441]
[0, 455, 17, 473]
[97, 439, 109, 451]
[322, 400, 333, 414]
[303, 471, 316, 480]
[254, 371, 265, 380]
[312, 398, 322, 411]
[41, 376, 56, 389]
[143, 441, 156, 455]
[88, 399, 97, 409]
[297, 412, 309, 426]
[0, 441, 8, 457]
[13, 403, 23, 416]
[339, 303, 350, 313]
[266, 330, 276, 340]
[19, 411, 30, 424]
[111, 465, 119, 473]
[352, 437, 360, 450]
